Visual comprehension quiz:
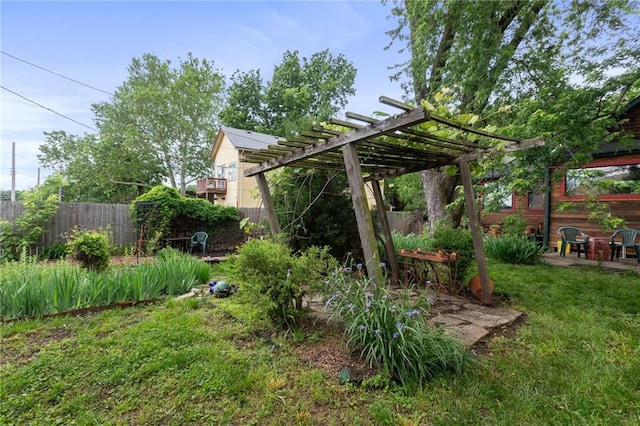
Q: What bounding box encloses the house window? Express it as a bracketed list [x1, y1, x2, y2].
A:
[481, 182, 514, 211]
[527, 182, 545, 210]
[216, 165, 226, 179]
[562, 160, 640, 199]
[228, 162, 237, 181]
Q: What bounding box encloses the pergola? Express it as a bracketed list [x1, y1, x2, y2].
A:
[243, 97, 544, 304]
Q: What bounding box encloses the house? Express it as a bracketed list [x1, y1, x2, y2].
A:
[199, 125, 381, 209]
[198, 126, 282, 208]
[481, 94, 640, 257]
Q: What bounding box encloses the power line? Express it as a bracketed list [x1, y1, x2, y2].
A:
[0, 85, 98, 131]
[1, 51, 114, 96]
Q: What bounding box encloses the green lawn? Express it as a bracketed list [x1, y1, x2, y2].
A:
[1, 262, 639, 425]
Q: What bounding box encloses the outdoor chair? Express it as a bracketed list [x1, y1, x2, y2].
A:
[557, 226, 589, 258]
[189, 231, 208, 254]
[609, 228, 640, 263]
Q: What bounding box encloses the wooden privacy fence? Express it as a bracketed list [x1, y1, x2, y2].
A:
[0, 202, 421, 250]
[1, 202, 136, 247]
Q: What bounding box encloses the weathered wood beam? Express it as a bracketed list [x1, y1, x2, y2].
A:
[255, 173, 281, 236]
[394, 127, 481, 150]
[346, 111, 379, 125]
[453, 137, 545, 164]
[363, 156, 453, 182]
[371, 179, 398, 283]
[311, 125, 343, 136]
[429, 115, 522, 142]
[459, 160, 492, 304]
[379, 96, 414, 111]
[245, 106, 431, 177]
[329, 118, 364, 130]
[342, 142, 383, 286]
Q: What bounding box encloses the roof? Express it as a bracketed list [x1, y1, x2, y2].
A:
[210, 126, 282, 160]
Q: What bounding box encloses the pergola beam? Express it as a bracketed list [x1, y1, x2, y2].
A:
[244, 106, 431, 177]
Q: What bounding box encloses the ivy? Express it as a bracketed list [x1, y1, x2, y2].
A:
[0, 174, 65, 261]
[130, 185, 240, 239]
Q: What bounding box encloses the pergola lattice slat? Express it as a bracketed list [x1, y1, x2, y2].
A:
[243, 97, 545, 303]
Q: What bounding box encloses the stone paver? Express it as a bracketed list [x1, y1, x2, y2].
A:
[299, 287, 525, 347]
[442, 323, 490, 346]
[447, 309, 512, 328]
[429, 314, 466, 326]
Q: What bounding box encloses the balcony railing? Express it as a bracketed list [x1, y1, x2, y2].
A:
[196, 177, 227, 194]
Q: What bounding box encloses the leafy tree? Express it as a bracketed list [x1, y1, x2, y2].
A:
[221, 49, 360, 257]
[220, 49, 356, 136]
[384, 0, 640, 229]
[38, 131, 160, 202]
[269, 168, 361, 261]
[93, 53, 224, 195]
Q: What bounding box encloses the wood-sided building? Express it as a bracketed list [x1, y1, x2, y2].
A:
[481, 95, 640, 254]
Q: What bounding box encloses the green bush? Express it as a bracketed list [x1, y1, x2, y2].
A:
[42, 242, 69, 260]
[131, 185, 240, 245]
[428, 226, 475, 292]
[484, 234, 544, 264]
[324, 270, 471, 388]
[67, 229, 112, 272]
[228, 239, 337, 328]
[501, 213, 528, 235]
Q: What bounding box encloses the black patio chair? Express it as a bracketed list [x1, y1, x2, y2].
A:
[557, 226, 589, 258]
[609, 228, 640, 263]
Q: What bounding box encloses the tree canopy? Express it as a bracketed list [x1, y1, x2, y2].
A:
[38, 53, 225, 200]
[384, 0, 640, 227]
[220, 49, 356, 136]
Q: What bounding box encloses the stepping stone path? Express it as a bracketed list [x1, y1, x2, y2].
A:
[304, 288, 523, 347]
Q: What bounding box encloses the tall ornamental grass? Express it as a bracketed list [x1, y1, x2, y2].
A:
[484, 234, 545, 264]
[323, 267, 471, 388]
[0, 249, 210, 320]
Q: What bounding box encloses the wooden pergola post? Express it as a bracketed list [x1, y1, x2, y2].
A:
[255, 172, 281, 236]
[371, 179, 398, 282]
[459, 160, 492, 304]
[342, 143, 383, 286]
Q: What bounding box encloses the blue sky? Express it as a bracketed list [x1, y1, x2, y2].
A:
[1, 0, 407, 191]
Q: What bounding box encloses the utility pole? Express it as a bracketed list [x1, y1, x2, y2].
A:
[11, 141, 16, 202]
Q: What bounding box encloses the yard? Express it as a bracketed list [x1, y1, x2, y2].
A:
[1, 260, 639, 425]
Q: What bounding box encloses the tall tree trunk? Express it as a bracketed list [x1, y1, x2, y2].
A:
[421, 169, 452, 232]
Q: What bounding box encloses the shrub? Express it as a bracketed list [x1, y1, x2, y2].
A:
[228, 239, 337, 328]
[484, 234, 544, 264]
[67, 229, 112, 272]
[428, 226, 475, 292]
[323, 270, 471, 388]
[501, 213, 528, 235]
[42, 242, 69, 260]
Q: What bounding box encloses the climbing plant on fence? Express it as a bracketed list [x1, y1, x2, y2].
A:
[0, 174, 64, 261]
[130, 185, 241, 247]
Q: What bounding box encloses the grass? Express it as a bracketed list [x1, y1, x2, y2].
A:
[1, 261, 639, 425]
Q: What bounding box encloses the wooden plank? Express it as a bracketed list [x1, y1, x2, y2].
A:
[459, 160, 492, 304]
[371, 180, 398, 282]
[255, 173, 281, 235]
[244, 106, 431, 177]
[342, 142, 383, 286]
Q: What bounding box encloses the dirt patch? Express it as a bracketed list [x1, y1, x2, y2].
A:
[293, 322, 377, 383]
[1, 327, 74, 368]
